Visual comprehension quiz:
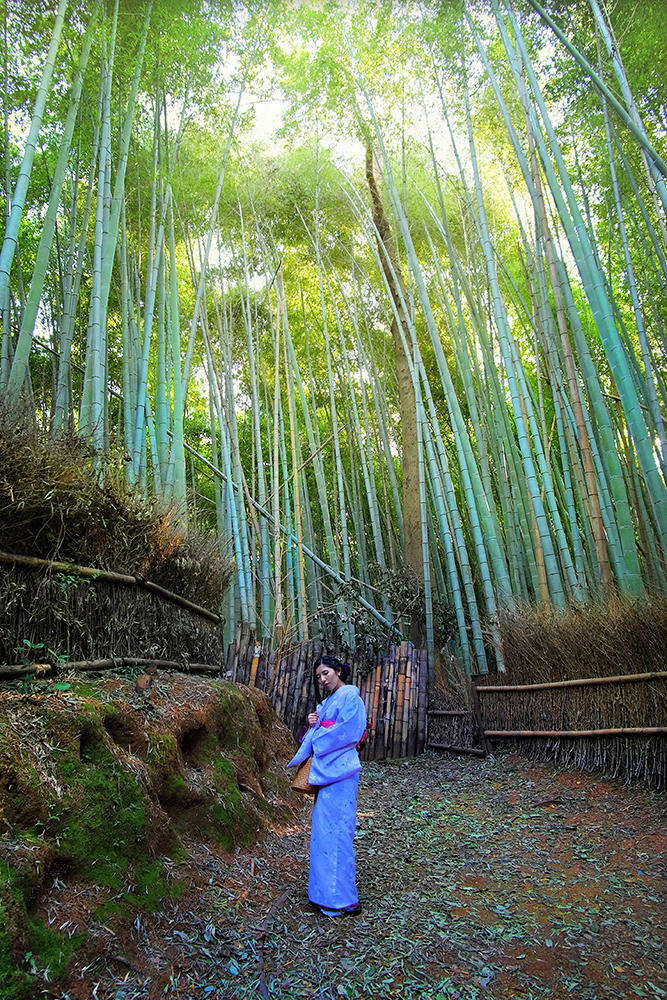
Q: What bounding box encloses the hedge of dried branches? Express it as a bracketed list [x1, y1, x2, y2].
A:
[0, 568, 224, 667]
[0, 419, 232, 667]
[482, 599, 667, 788]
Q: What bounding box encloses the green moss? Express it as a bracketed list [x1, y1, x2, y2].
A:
[54, 730, 148, 885]
[58, 754, 79, 781]
[213, 755, 235, 791]
[162, 773, 190, 803]
[168, 841, 188, 863]
[199, 728, 220, 764]
[26, 918, 84, 981]
[0, 885, 32, 999]
[93, 859, 184, 927]
[147, 732, 178, 767]
[208, 807, 234, 850]
[207, 765, 259, 850]
[69, 681, 98, 699]
[216, 686, 253, 751]
[1, 858, 35, 904]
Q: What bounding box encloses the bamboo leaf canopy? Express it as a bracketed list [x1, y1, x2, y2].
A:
[2, 0, 666, 674]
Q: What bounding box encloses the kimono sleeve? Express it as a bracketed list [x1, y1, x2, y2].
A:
[287, 725, 314, 768]
[311, 691, 366, 755]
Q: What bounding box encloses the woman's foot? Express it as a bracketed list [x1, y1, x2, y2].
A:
[318, 903, 362, 918]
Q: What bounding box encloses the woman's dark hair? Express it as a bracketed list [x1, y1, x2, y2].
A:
[313, 654, 351, 689]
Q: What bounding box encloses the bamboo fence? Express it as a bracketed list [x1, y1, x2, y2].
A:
[0, 560, 223, 670]
[228, 626, 429, 760]
[474, 671, 667, 788]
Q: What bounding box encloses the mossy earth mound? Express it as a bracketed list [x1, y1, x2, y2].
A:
[0, 672, 298, 998]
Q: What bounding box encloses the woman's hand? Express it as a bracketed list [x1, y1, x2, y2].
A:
[307, 711, 319, 727]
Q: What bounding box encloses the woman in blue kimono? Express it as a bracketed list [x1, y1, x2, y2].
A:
[287, 655, 367, 917]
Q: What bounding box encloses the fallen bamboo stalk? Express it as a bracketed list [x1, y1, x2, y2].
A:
[485, 727, 667, 738]
[428, 743, 486, 755]
[0, 663, 53, 680]
[0, 657, 221, 680]
[476, 670, 667, 694]
[0, 550, 221, 623]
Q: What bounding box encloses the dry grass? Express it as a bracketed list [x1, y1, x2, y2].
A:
[480, 598, 667, 788]
[497, 596, 667, 683]
[0, 416, 234, 667]
[0, 419, 232, 611]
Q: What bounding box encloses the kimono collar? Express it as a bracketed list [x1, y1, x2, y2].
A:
[317, 682, 346, 714]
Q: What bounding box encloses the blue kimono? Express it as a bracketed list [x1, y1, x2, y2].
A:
[288, 684, 367, 910]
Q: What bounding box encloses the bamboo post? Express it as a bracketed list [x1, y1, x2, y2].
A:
[360, 670, 372, 761]
[249, 642, 261, 687]
[257, 636, 271, 690]
[470, 674, 490, 755]
[371, 661, 382, 759]
[299, 639, 315, 713]
[290, 641, 308, 732]
[363, 653, 378, 760]
[267, 649, 278, 695]
[231, 620, 243, 682]
[281, 645, 296, 727]
[391, 643, 405, 755]
[275, 650, 288, 718]
[384, 644, 399, 758]
[373, 657, 387, 760]
[393, 668, 406, 758]
[286, 643, 303, 730]
[406, 656, 419, 757]
[402, 653, 412, 756]
[417, 646, 428, 753]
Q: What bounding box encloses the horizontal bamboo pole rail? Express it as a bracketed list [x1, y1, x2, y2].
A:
[475, 670, 667, 694]
[0, 550, 221, 623]
[0, 657, 222, 681]
[0, 657, 222, 680]
[428, 742, 486, 755]
[426, 709, 470, 716]
[485, 727, 667, 739]
[0, 663, 53, 680]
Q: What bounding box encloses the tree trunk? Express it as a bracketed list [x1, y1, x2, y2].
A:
[365, 144, 423, 602]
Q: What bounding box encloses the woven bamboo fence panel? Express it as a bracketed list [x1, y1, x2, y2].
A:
[0, 564, 223, 668]
[227, 624, 428, 760]
[475, 671, 667, 789]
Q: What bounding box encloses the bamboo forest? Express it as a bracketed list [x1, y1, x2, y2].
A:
[3, 0, 667, 678]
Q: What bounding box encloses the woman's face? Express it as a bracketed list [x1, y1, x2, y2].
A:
[316, 664, 343, 693]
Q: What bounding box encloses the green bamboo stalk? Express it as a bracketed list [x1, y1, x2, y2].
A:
[524, 0, 667, 180]
[6, 7, 98, 407]
[0, 0, 68, 313]
[500, 0, 667, 549]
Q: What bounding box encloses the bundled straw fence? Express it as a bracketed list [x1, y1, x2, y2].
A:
[478, 602, 667, 788]
[474, 671, 667, 789]
[0, 555, 223, 672]
[228, 624, 428, 760]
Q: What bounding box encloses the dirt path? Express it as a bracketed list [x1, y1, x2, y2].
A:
[59, 750, 667, 1000]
